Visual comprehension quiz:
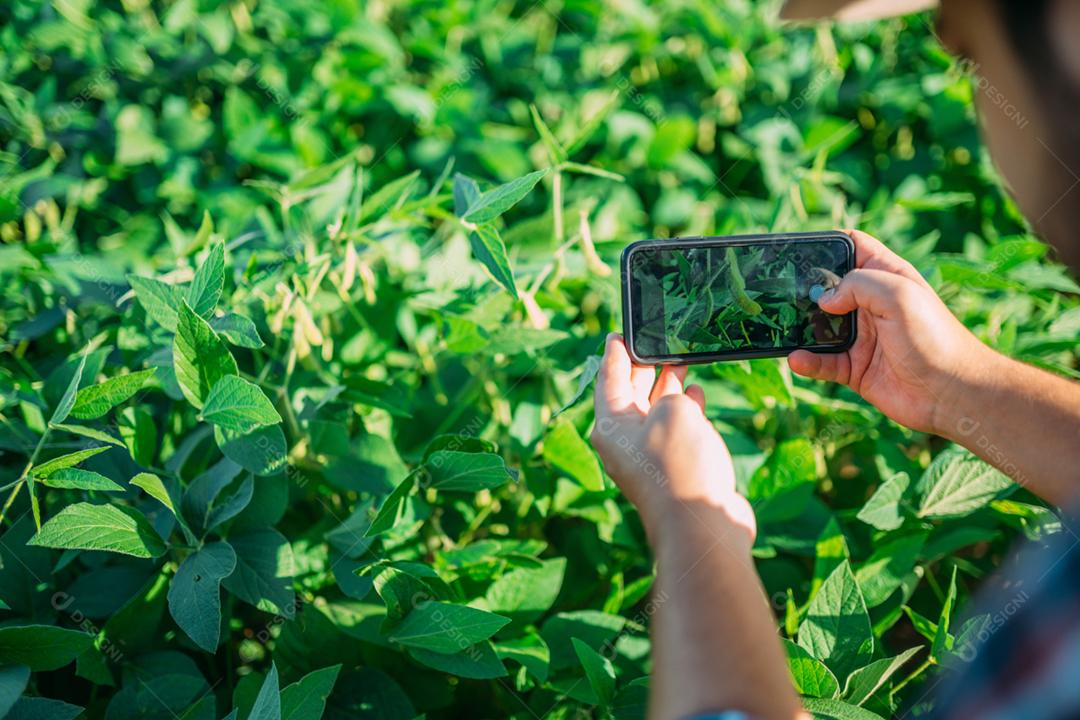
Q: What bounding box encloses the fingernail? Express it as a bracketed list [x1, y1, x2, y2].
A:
[817, 288, 835, 304]
[606, 332, 621, 342]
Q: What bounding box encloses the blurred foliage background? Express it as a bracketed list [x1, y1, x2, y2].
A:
[1, 0, 1078, 718]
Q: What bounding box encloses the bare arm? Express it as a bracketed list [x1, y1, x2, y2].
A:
[592, 334, 802, 720]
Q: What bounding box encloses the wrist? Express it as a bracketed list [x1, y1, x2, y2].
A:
[931, 344, 1014, 442]
[644, 496, 756, 559]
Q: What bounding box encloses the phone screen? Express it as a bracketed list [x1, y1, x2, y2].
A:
[627, 237, 854, 361]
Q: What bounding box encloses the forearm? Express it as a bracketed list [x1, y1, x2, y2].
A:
[937, 349, 1080, 507]
[646, 502, 802, 720]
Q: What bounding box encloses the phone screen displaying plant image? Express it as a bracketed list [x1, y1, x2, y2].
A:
[629, 239, 853, 359]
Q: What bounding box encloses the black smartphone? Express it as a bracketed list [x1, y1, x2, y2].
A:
[621, 231, 857, 364]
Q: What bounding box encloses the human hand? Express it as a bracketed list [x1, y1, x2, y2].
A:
[591, 333, 756, 546]
[788, 230, 995, 436]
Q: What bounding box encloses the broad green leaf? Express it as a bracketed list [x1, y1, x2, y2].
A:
[495, 635, 551, 682]
[856, 472, 911, 531]
[468, 223, 518, 298]
[50, 350, 87, 425]
[366, 471, 418, 536]
[798, 561, 873, 684]
[557, 355, 602, 414]
[0, 626, 93, 671]
[917, 449, 1013, 519]
[452, 172, 480, 216]
[409, 642, 507, 679]
[463, 168, 549, 224]
[425, 450, 515, 492]
[388, 601, 510, 654]
[30, 502, 166, 558]
[540, 610, 626, 670]
[214, 424, 287, 476]
[784, 639, 839, 699]
[128, 275, 185, 331]
[186, 241, 225, 317]
[373, 565, 445, 627]
[485, 558, 566, 622]
[211, 312, 265, 348]
[70, 368, 156, 420]
[572, 638, 616, 706]
[0, 664, 30, 717]
[168, 541, 237, 652]
[812, 518, 849, 597]
[30, 446, 111, 477]
[40, 468, 125, 492]
[546, 417, 604, 491]
[6, 697, 84, 720]
[802, 697, 885, 720]
[222, 529, 296, 616]
[842, 646, 922, 706]
[854, 533, 926, 607]
[173, 300, 238, 409]
[249, 662, 281, 720]
[201, 375, 281, 431]
[281, 665, 341, 720]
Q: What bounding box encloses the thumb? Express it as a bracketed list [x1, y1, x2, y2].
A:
[817, 268, 919, 318]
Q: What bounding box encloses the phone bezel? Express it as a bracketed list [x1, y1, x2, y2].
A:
[620, 231, 857, 365]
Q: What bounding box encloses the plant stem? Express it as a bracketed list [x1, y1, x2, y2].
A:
[552, 169, 563, 244]
[0, 427, 50, 526]
[890, 656, 934, 699]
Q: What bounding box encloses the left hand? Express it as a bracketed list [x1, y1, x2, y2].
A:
[590, 333, 756, 545]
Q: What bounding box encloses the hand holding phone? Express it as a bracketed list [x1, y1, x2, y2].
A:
[621, 231, 856, 364]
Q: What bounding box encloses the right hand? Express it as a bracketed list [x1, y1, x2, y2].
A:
[788, 230, 996, 437]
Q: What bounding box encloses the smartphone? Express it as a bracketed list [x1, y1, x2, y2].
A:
[621, 231, 856, 364]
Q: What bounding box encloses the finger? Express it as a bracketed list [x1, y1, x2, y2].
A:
[629, 361, 656, 413]
[816, 267, 918, 318]
[595, 333, 636, 416]
[842, 229, 931, 289]
[685, 384, 706, 412]
[787, 349, 850, 385]
[649, 364, 686, 405]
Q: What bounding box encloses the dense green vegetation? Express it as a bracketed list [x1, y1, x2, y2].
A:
[1, 0, 1078, 718]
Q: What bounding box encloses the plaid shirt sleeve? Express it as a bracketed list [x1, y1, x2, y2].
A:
[926, 517, 1080, 719]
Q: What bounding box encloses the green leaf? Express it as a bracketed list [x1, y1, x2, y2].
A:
[128, 275, 185, 331]
[812, 518, 849, 597]
[201, 375, 282, 431]
[249, 662, 281, 720]
[462, 168, 549, 224]
[388, 601, 510, 654]
[0, 664, 30, 717]
[917, 448, 1013, 519]
[30, 446, 112, 477]
[28, 502, 166, 558]
[50, 350, 87, 425]
[366, 472, 418, 536]
[545, 417, 604, 491]
[798, 561, 873, 684]
[131, 472, 178, 515]
[409, 642, 507, 679]
[485, 558, 566, 622]
[931, 566, 958, 659]
[529, 105, 567, 163]
[802, 697, 885, 720]
[186, 241, 225, 317]
[5, 697, 85, 720]
[842, 646, 922, 706]
[572, 637, 616, 706]
[281, 665, 341, 720]
[211, 312, 265, 348]
[468, 223, 518, 298]
[784, 639, 839, 699]
[40, 468, 125, 492]
[213, 423, 288, 477]
[0, 626, 94, 671]
[222, 529, 296, 616]
[48, 423, 126, 447]
[856, 472, 911, 531]
[854, 533, 926, 607]
[70, 368, 156, 420]
[173, 300, 238, 409]
[424, 451, 515, 492]
[168, 541, 237, 652]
